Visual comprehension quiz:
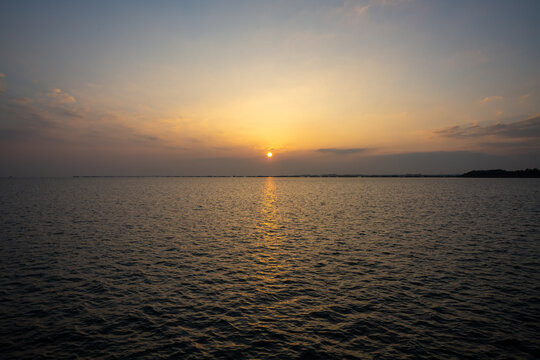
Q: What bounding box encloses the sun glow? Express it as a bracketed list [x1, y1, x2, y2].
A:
[267, 152, 273, 158]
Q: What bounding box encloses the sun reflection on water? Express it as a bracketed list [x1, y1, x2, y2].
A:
[252, 177, 287, 305]
[261, 176, 278, 237]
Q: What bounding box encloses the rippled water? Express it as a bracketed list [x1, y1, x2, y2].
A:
[1, 177, 539, 359]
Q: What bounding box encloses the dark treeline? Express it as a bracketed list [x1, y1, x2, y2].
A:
[461, 168, 540, 178]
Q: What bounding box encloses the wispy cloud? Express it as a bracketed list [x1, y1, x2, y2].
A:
[435, 115, 540, 139]
[317, 147, 370, 155]
[0, 101, 58, 142]
[48, 88, 76, 104]
[0, 91, 161, 147]
[434, 124, 480, 138]
[0, 73, 5, 93]
[11, 97, 34, 105]
[519, 93, 531, 104]
[354, 4, 371, 16]
[479, 95, 502, 104]
[338, 0, 408, 20]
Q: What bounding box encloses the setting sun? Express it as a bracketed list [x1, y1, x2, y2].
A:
[267, 152, 273, 158]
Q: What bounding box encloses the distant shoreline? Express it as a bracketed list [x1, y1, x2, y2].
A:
[71, 174, 461, 178]
[68, 168, 540, 178]
[69, 168, 537, 178]
[3, 169, 539, 179]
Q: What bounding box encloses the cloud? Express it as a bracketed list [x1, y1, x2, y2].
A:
[435, 115, 540, 139]
[434, 124, 480, 138]
[317, 147, 370, 155]
[519, 93, 531, 103]
[48, 88, 76, 103]
[338, 0, 407, 20]
[133, 134, 161, 143]
[0, 93, 162, 148]
[0, 101, 59, 143]
[11, 97, 34, 105]
[354, 4, 371, 15]
[0, 73, 5, 93]
[483, 116, 540, 138]
[479, 95, 502, 104]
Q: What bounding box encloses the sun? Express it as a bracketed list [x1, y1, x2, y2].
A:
[267, 152, 273, 158]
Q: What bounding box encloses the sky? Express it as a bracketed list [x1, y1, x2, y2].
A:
[1, 0, 539, 176]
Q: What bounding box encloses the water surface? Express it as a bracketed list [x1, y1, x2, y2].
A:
[1, 178, 539, 359]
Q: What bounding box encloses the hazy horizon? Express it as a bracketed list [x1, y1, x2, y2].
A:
[1, 150, 537, 177]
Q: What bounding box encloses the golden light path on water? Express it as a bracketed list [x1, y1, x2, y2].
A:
[251, 177, 291, 323]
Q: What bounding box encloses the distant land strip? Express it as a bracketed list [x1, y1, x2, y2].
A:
[6, 169, 538, 179]
[65, 168, 540, 178]
[460, 168, 540, 178]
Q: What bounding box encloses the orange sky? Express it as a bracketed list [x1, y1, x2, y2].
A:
[1, 0, 539, 175]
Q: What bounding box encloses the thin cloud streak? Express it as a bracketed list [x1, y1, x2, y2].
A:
[479, 95, 503, 104]
[0, 95, 162, 147]
[47, 88, 76, 104]
[317, 148, 371, 155]
[435, 115, 540, 139]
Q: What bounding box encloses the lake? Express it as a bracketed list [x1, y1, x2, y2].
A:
[1, 177, 539, 359]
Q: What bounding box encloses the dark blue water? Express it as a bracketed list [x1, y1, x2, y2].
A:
[1, 177, 539, 359]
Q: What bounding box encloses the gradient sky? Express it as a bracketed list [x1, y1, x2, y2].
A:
[1, 0, 539, 175]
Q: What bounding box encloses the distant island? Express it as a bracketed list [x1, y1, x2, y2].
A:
[461, 168, 540, 178]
